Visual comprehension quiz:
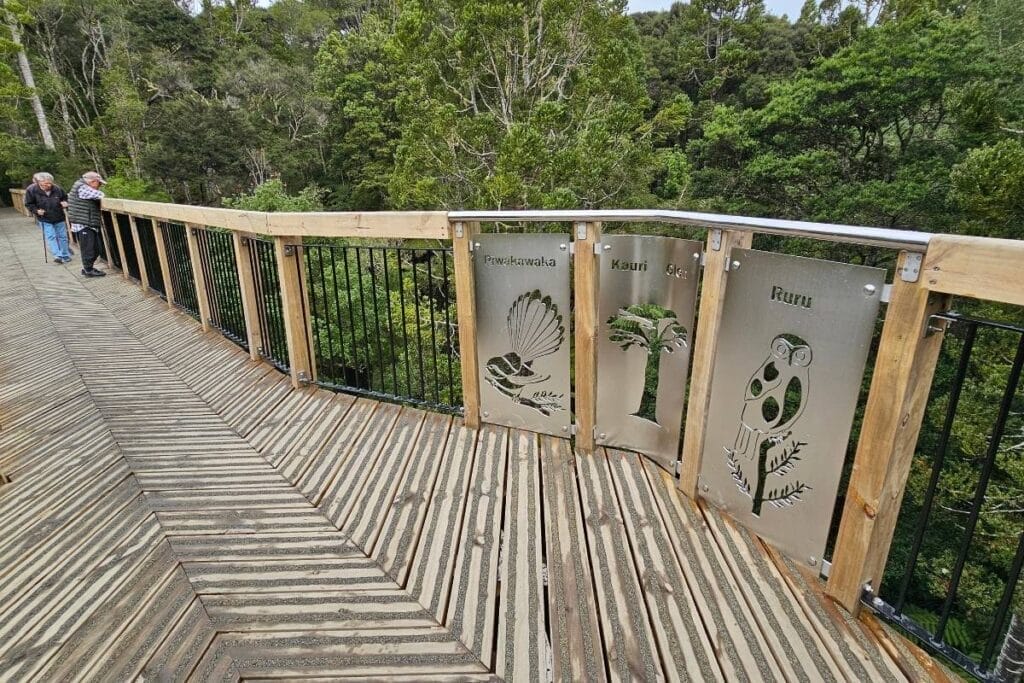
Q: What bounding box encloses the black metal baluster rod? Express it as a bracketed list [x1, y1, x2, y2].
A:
[426, 254, 440, 406]
[936, 333, 1024, 642]
[342, 247, 362, 389]
[267, 241, 286, 366]
[442, 250, 455, 406]
[982, 530, 1024, 669]
[354, 248, 373, 390]
[411, 253, 426, 401]
[307, 247, 327, 381]
[328, 247, 349, 386]
[227, 235, 246, 343]
[382, 248, 399, 396]
[198, 231, 217, 329]
[250, 240, 270, 359]
[895, 322, 978, 614]
[367, 249, 387, 394]
[397, 249, 412, 399]
[223, 234, 243, 341]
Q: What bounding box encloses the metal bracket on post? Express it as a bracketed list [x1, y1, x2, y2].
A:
[593, 242, 605, 256]
[296, 370, 312, 385]
[575, 222, 588, 240]
[709, 229, 723, 251]
[454, 222, 464, 239]
[283, 244, 297, 257]
[899, 252, 923, 282]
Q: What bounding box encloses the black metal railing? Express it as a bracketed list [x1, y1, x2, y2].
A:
[246, 237, 289, 370]
[135, 218, 165, 296]
[871, 311, 1024, 681]
[160, 222, 200, 320]
[195, 229, 247, 349]
[114, 213, 141, 280]
[304, 242, 460, 412]
[100, 211, 119, 269]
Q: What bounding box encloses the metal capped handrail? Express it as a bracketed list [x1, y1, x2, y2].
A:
[449, 209, 933, 251]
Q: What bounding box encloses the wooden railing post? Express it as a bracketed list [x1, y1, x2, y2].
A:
[99, 212, 117, 271]
[184, 223, 213, 332]
[827, 251, 950, 613]
[127, 214, 150, 292]
[274, 236, 314, 389]
[677, 228, 752, 497]
[233, 232, 263, 362]
[452, 221, 481, 428]
[574, 221, 601, 452]
[151, 219, 175, 308]
[110, 212, 131, 280]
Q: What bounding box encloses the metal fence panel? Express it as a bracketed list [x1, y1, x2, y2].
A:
[475, 233, 572, 437]
[699, 248, 884, 564]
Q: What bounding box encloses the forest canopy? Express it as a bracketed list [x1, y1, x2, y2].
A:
[0, 0, 1019, 239]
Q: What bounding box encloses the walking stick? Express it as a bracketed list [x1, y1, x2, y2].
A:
[39, 219, 47, 263]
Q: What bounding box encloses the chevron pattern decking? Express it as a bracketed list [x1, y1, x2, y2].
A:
[0, 211, 944, 681]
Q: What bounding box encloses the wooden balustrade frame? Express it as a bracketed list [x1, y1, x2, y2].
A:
[183, 223, 213, 333]
[274, 237, 315, 389]
[151, 219, 175, 308]
[678, 229, 752, 496]
[109, 212, 132, 281]
[11, 193, 1023, 622]
[452, 221, 480, 429]
[127, 214, 151, 293]
[574, 222, 601, 452]
[233, 232, 264, 362]
[99, 211, 118, 271]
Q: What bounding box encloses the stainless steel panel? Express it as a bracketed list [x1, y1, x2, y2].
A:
[596, 235, 702, 469]
[474, 234, 572, 436]
[698, 249, 885, 564]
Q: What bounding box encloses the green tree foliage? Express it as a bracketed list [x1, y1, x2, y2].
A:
[223, 178, 324, 212]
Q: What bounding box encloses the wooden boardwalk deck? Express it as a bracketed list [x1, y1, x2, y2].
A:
[0, 211, 943, 681]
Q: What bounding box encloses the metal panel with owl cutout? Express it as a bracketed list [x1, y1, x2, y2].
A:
[474, 234, 572, 436]
[698, 248, 884, 565]
[596, 235, 703, 470]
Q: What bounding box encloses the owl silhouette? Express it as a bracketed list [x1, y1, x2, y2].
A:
[729, 335, 812, 462]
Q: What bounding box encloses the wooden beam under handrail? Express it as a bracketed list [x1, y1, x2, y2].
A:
[921, 233, 1024, 307]
[100, 198, 450, 240]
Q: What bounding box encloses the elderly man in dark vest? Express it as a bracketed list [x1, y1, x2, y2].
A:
[67, 171, 107, 277]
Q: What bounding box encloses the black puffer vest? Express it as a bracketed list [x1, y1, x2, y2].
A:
[67, 179, 101, 229]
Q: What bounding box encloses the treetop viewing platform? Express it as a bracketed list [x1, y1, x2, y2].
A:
[2, 193, 1022, 681]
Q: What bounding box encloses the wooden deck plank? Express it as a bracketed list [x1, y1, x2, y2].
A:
[306, 400, 398, 507]
[539, 435, 606, 683]
[31, 544, 185, 681]
[496, 430, 546, 682]
[140, 598, 219, 682]
[575, 449, 664, 682]
[214, 628, 486, 679]
[446, 424, 508, 666]
[606, 448, 722, 682]
[399, 419, 478, 601]
[765, 544, 909, 681]
[182, 557, 389, 594]
[702, 504, 851, 682]
[345, 409, 442, 552]
[201, 591, 436, 632]
[321, 403, 411, 529]
[641, 459, 787, 681]
[277, 392, 357, 483]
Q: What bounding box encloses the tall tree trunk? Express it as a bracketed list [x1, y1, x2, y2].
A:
[996, 610, 1024, 683]
[6, 18, 56, 151]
